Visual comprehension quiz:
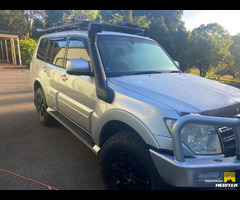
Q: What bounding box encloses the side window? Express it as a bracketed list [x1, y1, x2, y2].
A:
[36, 38, 49, 61]
[66, 36, 90, 62]
[46, 36, 67, 68]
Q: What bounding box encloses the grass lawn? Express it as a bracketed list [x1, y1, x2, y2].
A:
[187, 68, 240, 88]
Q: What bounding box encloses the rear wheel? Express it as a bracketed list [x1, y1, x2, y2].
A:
[35, 87, 54, 126]
[99, 131, 167, 190]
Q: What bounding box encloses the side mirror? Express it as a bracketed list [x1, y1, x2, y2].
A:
[174, 61, 180, 68]
[66, 59, 93, 76]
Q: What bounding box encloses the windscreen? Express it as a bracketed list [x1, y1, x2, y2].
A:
[97, 35, 179, 76]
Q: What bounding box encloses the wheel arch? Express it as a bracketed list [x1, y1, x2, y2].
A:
[93, 109, 160, 149]
[99, 120, 136, 147]
[33, 80, 43, 105]
[33, 79, 50, 107]
[34, 80, 42, 93]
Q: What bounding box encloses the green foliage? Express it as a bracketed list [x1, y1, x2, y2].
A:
[146, 10, 191, 71]
[0, 10, 45, 37]
[71, 10, 99, 21]
[123, 10, 133, 23]
[215, 65, 239, 79]
[31, 18, 45, 39]
[107, 13, 124, 24]
[132, 15, 151, 29]
[101, 11, 151, 29]
[45, 10, 71, 28]
[19, 38, 36, 67]
[1, 10, 239, 79]
[230, 33, 240, 70]
[190, 23, 234, 77]
[0, 10, 27, 35]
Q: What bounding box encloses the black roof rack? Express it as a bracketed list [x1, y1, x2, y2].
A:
[36, 21, 90, 33]
[36, 21, 145, 36]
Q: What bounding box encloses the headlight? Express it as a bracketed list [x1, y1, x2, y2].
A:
[181, 124, 222, 155]
[165, 119, 222, 155]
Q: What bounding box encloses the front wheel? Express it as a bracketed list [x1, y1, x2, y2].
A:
[99, 131, 167, 190]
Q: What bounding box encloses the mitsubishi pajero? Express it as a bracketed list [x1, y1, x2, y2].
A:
[30, 22, 240, 189]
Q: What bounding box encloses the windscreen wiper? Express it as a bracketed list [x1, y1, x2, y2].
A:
[133, 71, 163, 75]
[169, 70, 180, 73]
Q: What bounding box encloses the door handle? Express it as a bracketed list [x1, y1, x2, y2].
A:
[61, 74, 68, 81]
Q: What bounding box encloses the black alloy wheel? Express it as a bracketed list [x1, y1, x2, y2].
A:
[35, 87, 54, 126]
[37, 92, 46, 119]
[109, 151, 151, 190]
[100, 131, 166, 190]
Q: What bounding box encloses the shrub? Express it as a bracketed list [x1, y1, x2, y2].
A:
[19, 38, 36, 68]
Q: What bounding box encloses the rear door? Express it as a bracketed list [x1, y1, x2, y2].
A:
[44, 36, 68, 110]
[34, 37, 57, 108]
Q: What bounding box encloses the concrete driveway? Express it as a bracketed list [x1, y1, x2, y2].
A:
[0, 66, 105, 190]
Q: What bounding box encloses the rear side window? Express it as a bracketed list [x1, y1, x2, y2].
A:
[36, 38, 49, 61]
[46, 36, 67, 68]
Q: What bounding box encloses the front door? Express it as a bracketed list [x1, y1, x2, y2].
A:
[57, 35, 95, 133]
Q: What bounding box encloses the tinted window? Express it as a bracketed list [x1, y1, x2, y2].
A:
[46, 36, 67, 68]
[36, 38, 49, 61]
[97, 36, 179, 76]
[66, 37, 90, 62]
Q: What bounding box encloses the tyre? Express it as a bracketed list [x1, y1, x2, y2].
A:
[35, 87, 54, 126]
[99, 131, 167, 190]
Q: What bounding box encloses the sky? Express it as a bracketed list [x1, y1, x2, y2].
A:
[182, 10, 240, 36]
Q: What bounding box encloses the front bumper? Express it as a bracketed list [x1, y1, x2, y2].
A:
[150, 114, 240, 188]
[150, 150, 240, 187]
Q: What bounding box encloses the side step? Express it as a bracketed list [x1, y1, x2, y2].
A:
[47, 108, 100, 154]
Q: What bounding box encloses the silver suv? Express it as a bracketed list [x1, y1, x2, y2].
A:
[30, 22, 240, 189]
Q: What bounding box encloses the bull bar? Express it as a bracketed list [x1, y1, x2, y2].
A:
[150, 114, 240, 187]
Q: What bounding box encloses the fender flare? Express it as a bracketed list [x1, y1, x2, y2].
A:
[92, 109, 160, 148]
[33, 77, 51, 105]
[33, 78, 48, 96]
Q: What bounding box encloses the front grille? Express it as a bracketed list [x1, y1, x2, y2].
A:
[218, 126, 236, 157]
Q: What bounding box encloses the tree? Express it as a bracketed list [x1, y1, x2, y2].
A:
[71, 10, 99, 21]
[215, 65, 239, 79]
[102, 10, 189, 71]
[143, 10, 191, 71]
[100, 10, 151, 28]
[0, 10, 28, 36]
[108, 13, 124, 24]
[171, 23, 191, 72]
[99, 10, 123, 22]
[230, 33, 240, 71]
[133, 10, 183, 32]
[0, 10, 46, 37]
[190, 23, 234, 77]
[31, 17, 45, 39]
[45, 10, 71, 27]
[123, 10, 133, 23]
[24, 10, 44, 37]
